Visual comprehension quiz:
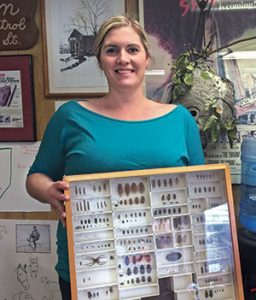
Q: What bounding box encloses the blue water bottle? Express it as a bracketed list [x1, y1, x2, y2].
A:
[239, 137, 256, 232]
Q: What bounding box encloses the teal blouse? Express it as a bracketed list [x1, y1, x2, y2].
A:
[28, 100, 204, 281]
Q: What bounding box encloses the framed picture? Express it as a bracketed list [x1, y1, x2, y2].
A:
[41, 0, 127, 98]
[0, 55, 36, 142]
[139, 0, 256, 183]
[64, 164, 244, 300]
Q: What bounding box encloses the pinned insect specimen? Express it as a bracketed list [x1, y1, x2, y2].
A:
[117, 183, 123, 196]
[146, 264, 152, 273]
[127, 267, 132, 276]
[151, 179, 156, 188]
[166, 251, 182, 262]
[139, 182, 145, 193]
[131, 182, 137, 193]
[140, 265, 145, 274]
[84, 255, 108, 266]
[125, 183, 130, 196]
[124, 256, 130, 266]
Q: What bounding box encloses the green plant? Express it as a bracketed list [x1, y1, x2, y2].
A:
[169, 0, 256, 148]
[198, 98, 238, 148]
[171, 48, 208, 101]
[170, 47, 238, 148]
[170, 17, 256, 102]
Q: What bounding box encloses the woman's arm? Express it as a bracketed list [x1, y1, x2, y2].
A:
[26, 173, 70, 227]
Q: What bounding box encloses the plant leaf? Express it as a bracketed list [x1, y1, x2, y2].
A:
[210, 125, 220, 143]
[184, 73, 193, 86]
[186, 63, 195, 71]
[200, 71, 211, 80]
[203, 115, 218, 131]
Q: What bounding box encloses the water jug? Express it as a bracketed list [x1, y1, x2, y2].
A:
[239, 137, 256, 232]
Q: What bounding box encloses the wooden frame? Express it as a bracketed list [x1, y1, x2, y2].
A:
[41, 0, 129, 98]
[0, 55, 36, 142]
[64, 163, 243, 300]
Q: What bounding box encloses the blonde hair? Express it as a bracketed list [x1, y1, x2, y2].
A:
[94, 15, 150, 63]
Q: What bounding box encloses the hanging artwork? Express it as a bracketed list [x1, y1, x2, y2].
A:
[0, 142, 50, 212]
[0, 55, 36, 142]
[0, 219, 61, 300]
[140, 0, 256, 183]
[41, 0, 126, 98]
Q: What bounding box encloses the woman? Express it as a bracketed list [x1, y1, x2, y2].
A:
[26, 15, 204, 299]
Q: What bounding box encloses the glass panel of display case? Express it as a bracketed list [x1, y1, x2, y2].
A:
[64, 164, 244, 300]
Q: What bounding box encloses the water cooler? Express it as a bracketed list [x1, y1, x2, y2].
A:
[238, 137, 256, 299]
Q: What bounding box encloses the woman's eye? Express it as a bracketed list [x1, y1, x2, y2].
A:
[128, 47, 139, 53]
[105, 47, 118, 54]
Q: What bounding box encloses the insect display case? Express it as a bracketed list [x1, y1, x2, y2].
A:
[64, 164, 244, 300]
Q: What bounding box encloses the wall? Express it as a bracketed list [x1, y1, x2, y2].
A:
[0, 0, 55, 221]
[0, 0, 139, 221]
[0, 0, 240, 223]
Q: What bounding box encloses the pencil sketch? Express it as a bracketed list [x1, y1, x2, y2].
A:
[15, 263, 30, 290]
[44, 0, 125, 95]
[40, 276, 60, 300]
[1, 220, 61, 300]
[16, 224, 51, 253]
[0, 143, 50, 212]
[26, 225, 40, 251]
[12, 257, 61, 300]
[28, 257, 39, 279]
[0, 225, 7, 239]
[12, 291, 34, 300]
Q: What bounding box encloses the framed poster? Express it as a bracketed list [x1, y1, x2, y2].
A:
[64, 164, 244, 300]
[0, 55, 36, 142]
[41, 0, 127, 98]
[140, 0, 256, 183]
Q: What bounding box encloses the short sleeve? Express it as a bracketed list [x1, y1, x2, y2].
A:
[28, 110, 65, 181]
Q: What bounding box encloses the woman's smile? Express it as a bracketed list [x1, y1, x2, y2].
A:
[100, 26, 149, 89]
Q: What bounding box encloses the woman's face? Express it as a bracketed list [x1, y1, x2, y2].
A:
[99, 26, 150, 91]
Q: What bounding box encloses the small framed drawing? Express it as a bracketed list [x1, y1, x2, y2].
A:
[64, 163, 244, 300]
[0, 55, 36, 142]
[41, 0, 127, 98]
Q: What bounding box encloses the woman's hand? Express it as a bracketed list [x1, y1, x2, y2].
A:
[47, 180, 70, 227]
[26, 174, 70, 227]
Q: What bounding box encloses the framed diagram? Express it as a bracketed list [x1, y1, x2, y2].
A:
[0, 55, 36, 142]
[41, 0, 126, 98]
[64, 163, 244, 300]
